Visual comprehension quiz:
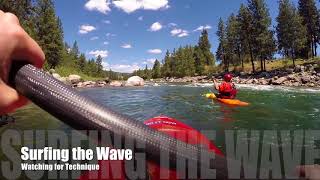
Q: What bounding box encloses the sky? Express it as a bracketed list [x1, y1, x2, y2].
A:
[54, 0, 319, 73]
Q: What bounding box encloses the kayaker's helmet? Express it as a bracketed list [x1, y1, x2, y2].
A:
[224, 73, 233, 82]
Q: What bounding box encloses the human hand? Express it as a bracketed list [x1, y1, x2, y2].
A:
[297, 165, 320, 180]
[212, 78, 217, 83]
[0, 10, 45, 114]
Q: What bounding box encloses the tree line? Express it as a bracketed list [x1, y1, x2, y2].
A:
[134, 29, 216, 78]
[2, 0, 319, 80]
[217, 0, 320, 72]
[0, 0, 125, 79]
[135, 0, 319, 79]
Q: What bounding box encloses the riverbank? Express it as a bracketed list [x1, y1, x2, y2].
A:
[153, 63, 320, 88]
[49, 62, 320, 89]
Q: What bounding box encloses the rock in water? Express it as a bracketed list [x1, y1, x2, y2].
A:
[272, 76, 287, 85]
[125, 76, 144, 86]
[68, 75, 81, 84]
[52, 73, 61, 80]
[110, 81, 123, 87]
[301, 76, 311, 84]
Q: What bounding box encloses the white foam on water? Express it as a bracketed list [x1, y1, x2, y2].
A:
[236, 84, 320, 93]
[155, 82, 320, 93]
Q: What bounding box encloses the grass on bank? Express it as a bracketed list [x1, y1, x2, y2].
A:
[55, 66, 104, 81]
[54, 57, 320, 81]
[218, 57, 320, 73]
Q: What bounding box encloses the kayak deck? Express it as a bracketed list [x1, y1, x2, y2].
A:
[205, 93, 249, 106]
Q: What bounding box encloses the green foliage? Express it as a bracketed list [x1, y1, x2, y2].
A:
[143, 65, 152, 79]
[70, 41, 80, 59]
[55, 66, 101, 81]
[193, 30, 215, 75]
[35, 0, 64, 69]
[194, 46, 206, 75]
[277, 0, 308, 65]
[78, 53, 86, 71]
[152, 59, 161, 78]
[237, 3, 257, 72]
[248, 0, 277, 71]
[298, 0, 320, 57]
[162, 46, 197, 77]
[3, 0, 319, 80]
[216, 18, 227, 71]
[0, 0, 120, 80]
[95, 55, 103, 75]
[198, 30, 215, 66]
[161, 50, 173, 77]
[136, 30, 215, 79]
[226, 14, 242, 68]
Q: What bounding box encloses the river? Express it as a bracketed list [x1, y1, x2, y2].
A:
[6, 83, 320, 146]
[1, 83, 320, 178]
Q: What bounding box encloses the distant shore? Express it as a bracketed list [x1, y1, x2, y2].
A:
[150, 63, 320, 88]
[51, 62, 320, 89]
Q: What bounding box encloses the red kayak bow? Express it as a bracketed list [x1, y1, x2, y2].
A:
[79, 116, 223, 180]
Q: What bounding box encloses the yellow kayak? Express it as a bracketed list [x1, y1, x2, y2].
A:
[205, 93, 249, 106]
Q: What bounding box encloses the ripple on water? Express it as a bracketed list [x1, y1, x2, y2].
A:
[160, 83, 320, 93]
[4, 85, 320, 155]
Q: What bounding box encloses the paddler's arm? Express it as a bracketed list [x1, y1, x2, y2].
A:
[0, 10, 45, 115]
[213, 79, 219, 91]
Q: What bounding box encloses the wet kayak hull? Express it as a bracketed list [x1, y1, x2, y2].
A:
[205, 93, 249, 106]
[79, 116, 222, 180]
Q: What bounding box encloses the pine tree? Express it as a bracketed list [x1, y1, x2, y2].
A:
[174, 47, 184, 77]
[248, 0, 276, 72]
[152, 59, 161, 78]
[277, 0, 294, 57]
[226, 14, 242, 70]
[198, 30, 215, 66]
[96, 55, 103, 76]
[194, 46, 206, 75]
[277, 0, 307, 65]
[35, 0, 64, 69]
[143, 65, 151, 79]
[71, 41, 80, 59]
[78, 53, 86, 71]
[184, 46, 196, 76]
[216, 18, 228, 71]
[291, 8, 308, 65]
[237, 4, 256, 72]
[161, 50, 172, 77]
[298, 0, 320, 57]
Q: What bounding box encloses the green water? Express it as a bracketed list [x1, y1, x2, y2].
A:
[1, 84, 318, 148]
[7, 84, 320, 131]
[0, 84, 319, 179]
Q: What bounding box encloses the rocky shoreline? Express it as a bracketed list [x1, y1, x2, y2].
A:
[49, 70, 145, 88]
[153, 63, 320, 88]
[50, 63, 320, 89]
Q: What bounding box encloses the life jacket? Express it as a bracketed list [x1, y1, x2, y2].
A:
[218, 82, 237, 99]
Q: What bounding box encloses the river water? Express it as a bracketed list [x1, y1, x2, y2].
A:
[1, 83, 320, 177]
[6, 83, 320, 146]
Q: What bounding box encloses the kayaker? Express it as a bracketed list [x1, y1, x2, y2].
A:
[213, 73, 237, 99]
[0, 10, 45, 115]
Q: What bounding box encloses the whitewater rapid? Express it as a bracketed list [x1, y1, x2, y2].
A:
[147, 82, 320, 93]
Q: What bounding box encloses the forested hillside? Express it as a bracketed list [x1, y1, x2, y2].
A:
[135, 0, 320, 79]
[0, 0, 127, 80]
[1, 0, 319, 80]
